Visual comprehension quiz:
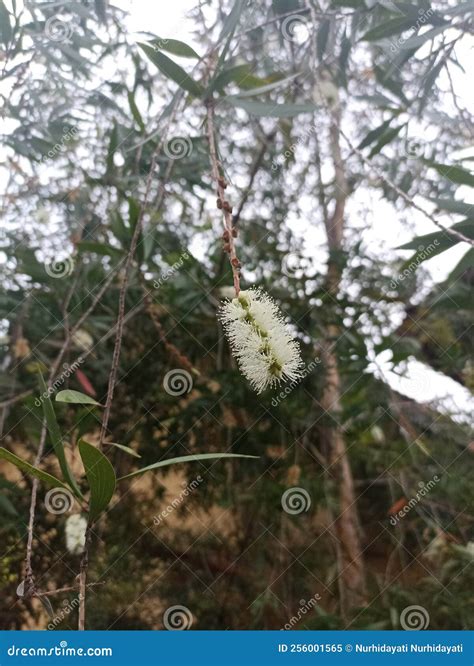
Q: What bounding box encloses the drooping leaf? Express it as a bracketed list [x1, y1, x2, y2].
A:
[0, 0, 12, 46]
[428, 198, 474, 217]
[38, 374, 82, 498]
[138, 43, 203, 97]
[56, 390, 101, 406]
[225, 97, 316, 118]
[0, 447, 69, 490]
[317, 19, 330, 60]
[106, 442, 141, 458]
[149, 37, 199, 59]
[424, 161, 474, 188]
[358, 117, 395, 150]
[127, 91, 145, 132]
[361, 17, 420, 42]
[118, 453, 258, 481]
[396, 220, 474, 255]
[444, 247, 474, 283]
[368, 124, 405, 157]
[78, 440, 116, 521]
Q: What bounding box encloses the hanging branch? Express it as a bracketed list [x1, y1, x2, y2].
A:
[206, 101, 242, 296]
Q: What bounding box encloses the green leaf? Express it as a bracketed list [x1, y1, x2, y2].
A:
[118, 453, 258, 481]
[0, 0, 12, 46]
[149, 37, 199, 59]
[317, 19, 330, 60]
[396, 220, 474, 254]
[358, 117, 395, 150]
[38, 374, 83, 498]
[56, 390, 101, 406]
[138, 43, 203, 97]
[77, 241, 124, 258]
[127, 91, 145, 132]
[368, 124, 405, 157]
[361, 17, 418, 42]
[106, 122, 118, 174]
[0, 447, 69, 490]
[428, 198, 474, 217]
[78, 440, 116, 521]
[225, 97, 316, 118]
[106, 442, 141, 458]
[218, 0, 245, 40]
[399, 25, 448, 50]
[229, 73, 300, 98]
[444, 247, 474, 283]
[424, 161, 474, 188]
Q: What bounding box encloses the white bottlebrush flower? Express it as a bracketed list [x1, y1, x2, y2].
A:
[219, 288, 304, 394]
[65, 514, 87, 555]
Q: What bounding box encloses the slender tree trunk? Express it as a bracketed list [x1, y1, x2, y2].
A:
[318, 106, 366, 613]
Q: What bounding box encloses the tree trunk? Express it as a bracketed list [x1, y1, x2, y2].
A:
[318, 105, 367, 613]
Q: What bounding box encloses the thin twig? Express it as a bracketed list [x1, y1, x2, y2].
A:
[206, 101, 242, 296]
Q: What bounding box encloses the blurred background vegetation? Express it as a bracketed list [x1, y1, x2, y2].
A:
[0, 0, 473, 630]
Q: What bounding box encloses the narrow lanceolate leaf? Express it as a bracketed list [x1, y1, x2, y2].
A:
[428, 198, 474, 217]
[38, 374, 82, 498]
[396, 220, 474, 253]
[106, 442, 141, 459]
[225, 97, 316, 118]
[55, 390, 101, 406]
[149, 37, 199, 59]
[138, 43, 203, 97]
[424, 161, 474, 188]
[118, 453, 258, 481]
[78, 440, 116, 521]
[0, 447, 69, 489]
